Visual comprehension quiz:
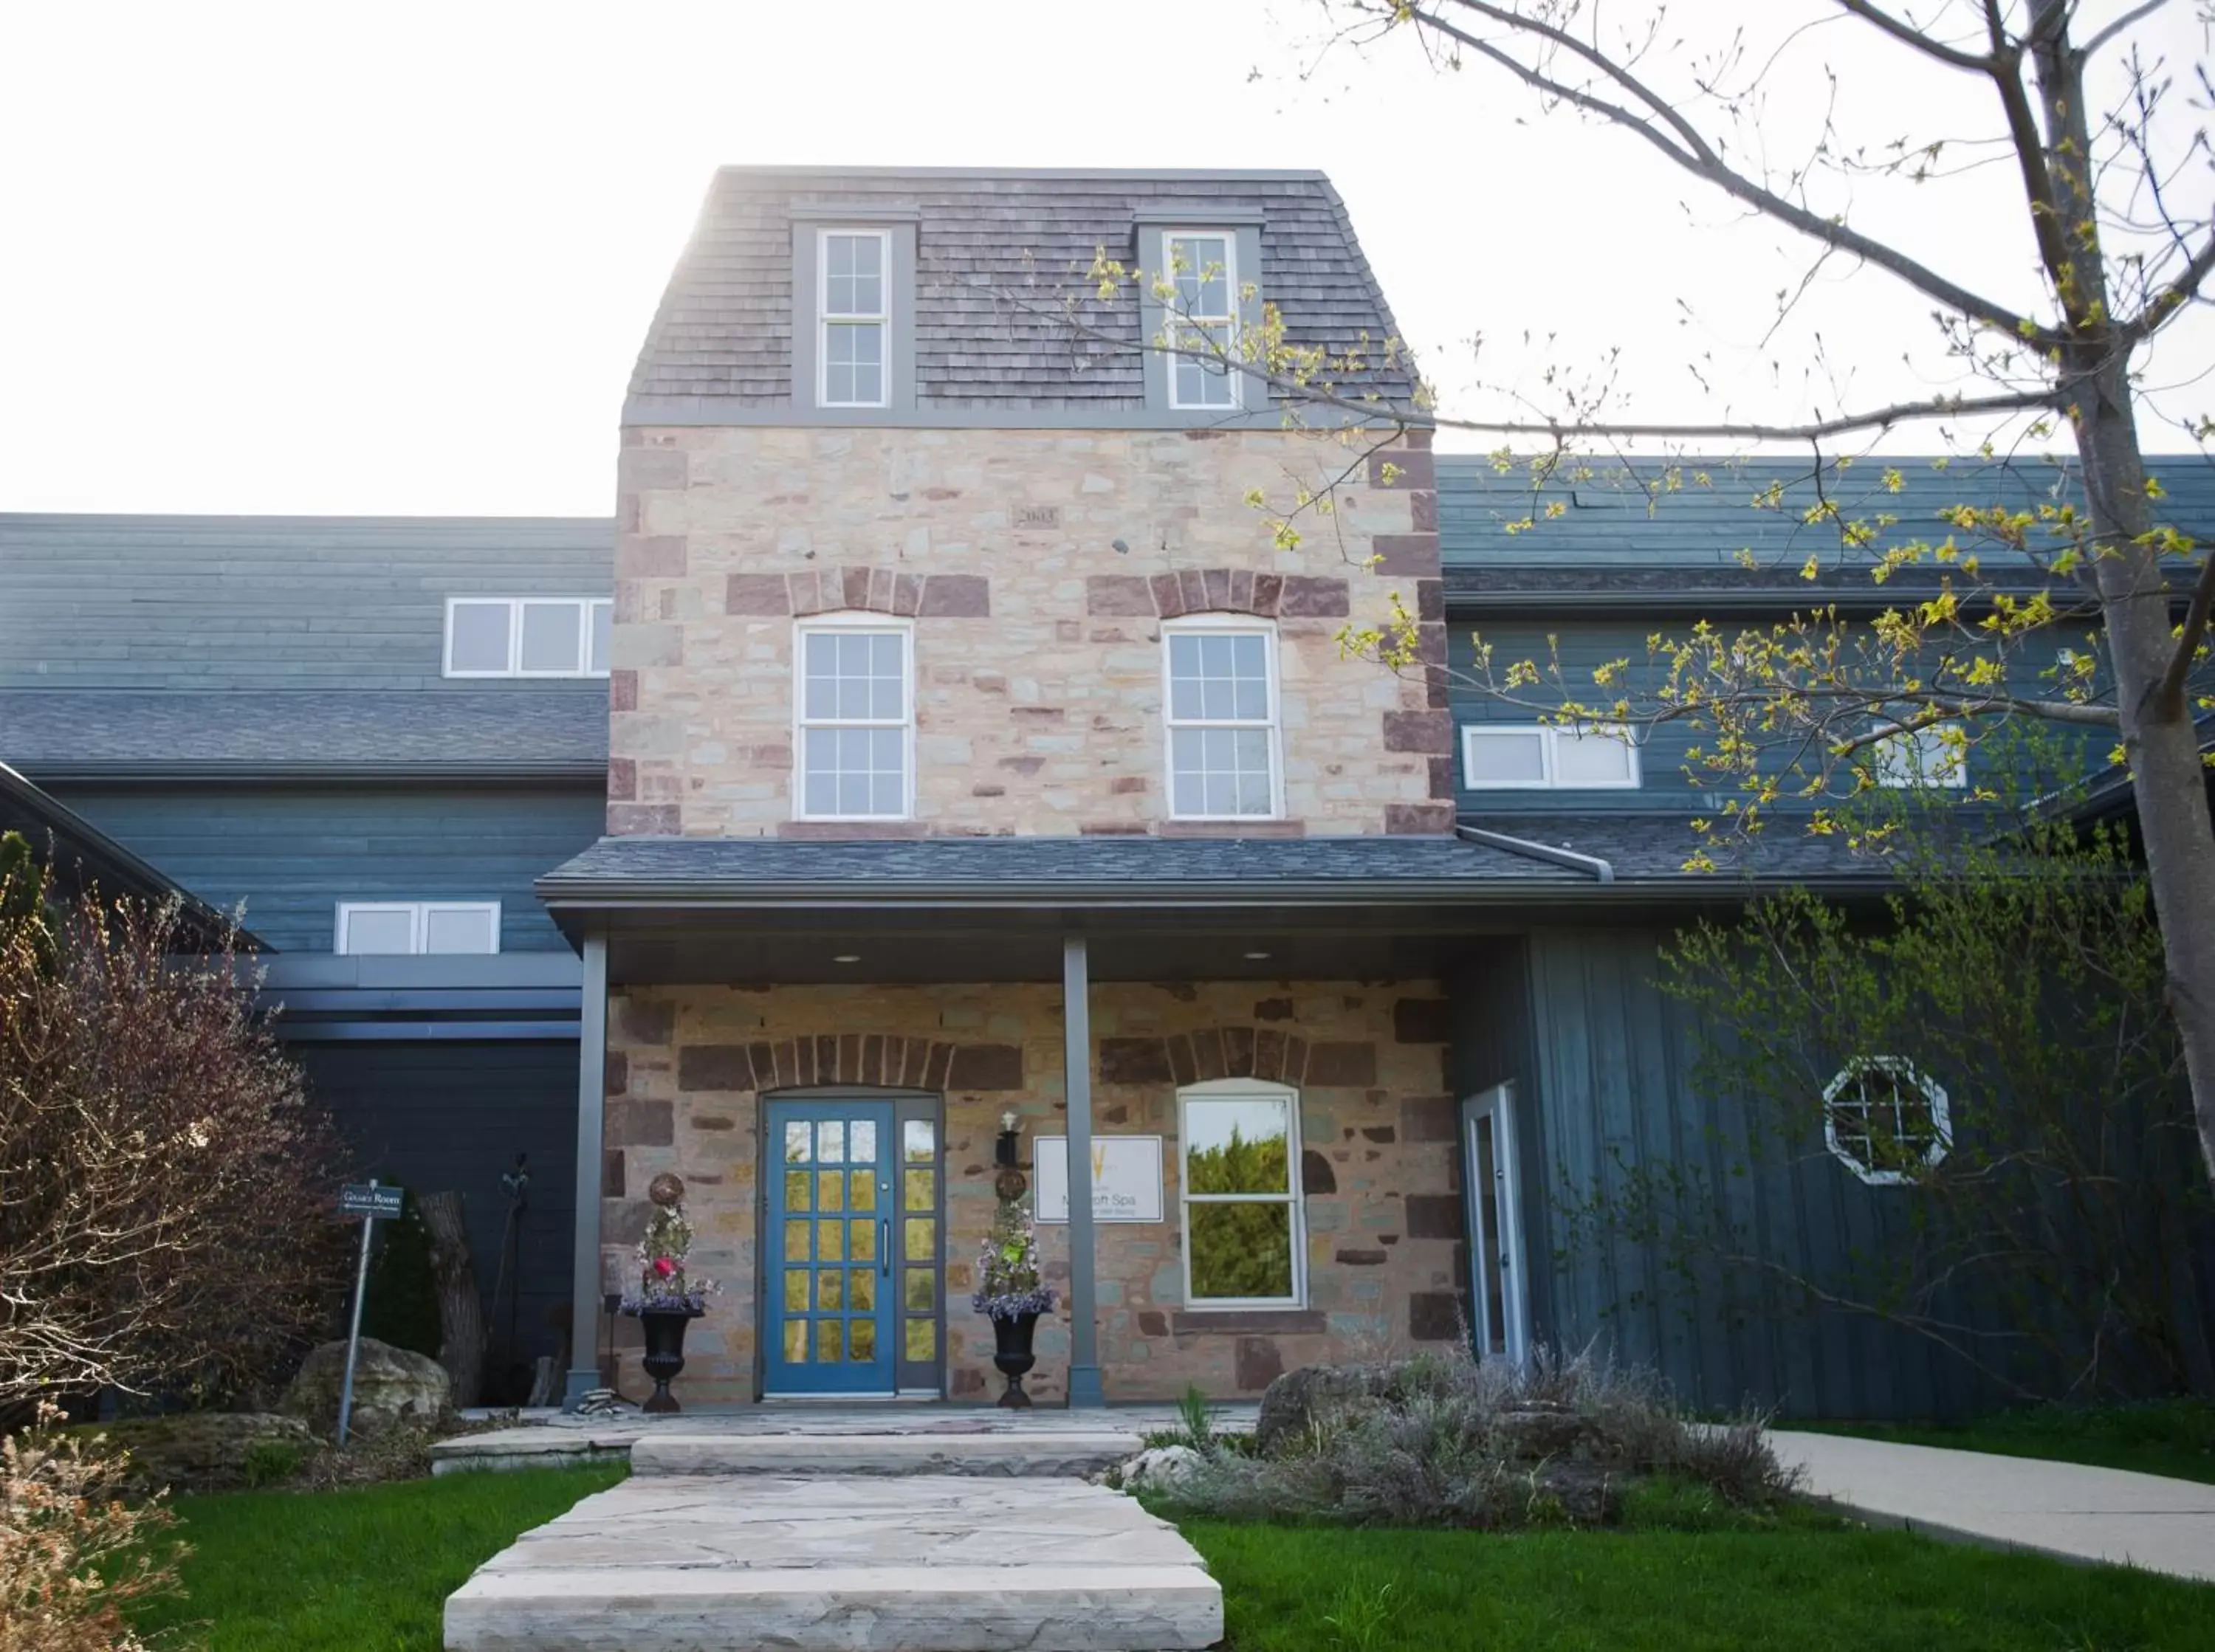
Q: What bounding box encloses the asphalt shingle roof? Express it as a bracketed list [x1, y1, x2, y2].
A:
[537, 823, 1893, 904]
[629, 167, 1414, 412]
[0, 690, 608, 777]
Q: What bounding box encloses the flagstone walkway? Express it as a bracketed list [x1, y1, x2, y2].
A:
[442, 1412, 1228, 1651]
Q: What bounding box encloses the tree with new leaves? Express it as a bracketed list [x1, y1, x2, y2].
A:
[1057, 1, 2215, 1191]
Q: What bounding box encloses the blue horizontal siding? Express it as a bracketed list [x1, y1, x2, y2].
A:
[42, 782, 604, 953]
[0, 515, 611, 691]
[1449, 619, 2095, 816]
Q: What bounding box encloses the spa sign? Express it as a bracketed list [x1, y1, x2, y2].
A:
[1034, 1135, 1164, 1224]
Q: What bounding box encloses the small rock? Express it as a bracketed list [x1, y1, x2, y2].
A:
[1117, 1445, 1204, 1495]
[282, 1336, 451, 1437]
[1491, 1404, 1603, 1462]
[77, 1411, 318, 1494]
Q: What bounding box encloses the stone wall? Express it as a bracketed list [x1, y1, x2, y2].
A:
[600, 980, 1467, 1405]
[608, 425, 1449, 839]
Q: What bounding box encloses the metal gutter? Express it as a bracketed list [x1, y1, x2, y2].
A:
[1455, 824, 1614, 883]
[23, 763, 606, 784]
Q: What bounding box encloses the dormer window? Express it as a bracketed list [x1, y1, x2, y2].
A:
[1165, 232, 1240, 410]
[444, 597, 610, 678]
[818, 230, 890, 409]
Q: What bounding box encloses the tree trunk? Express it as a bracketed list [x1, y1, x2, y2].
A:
[2032, 10, 2215, 1191]
[416, 1190, 485, 1409]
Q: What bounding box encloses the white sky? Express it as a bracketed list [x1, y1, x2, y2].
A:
[1, 0, 2205, 515]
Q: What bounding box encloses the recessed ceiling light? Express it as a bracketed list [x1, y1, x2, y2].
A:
[1243, 950, 1272, 960]
[832, 954, 861, 964]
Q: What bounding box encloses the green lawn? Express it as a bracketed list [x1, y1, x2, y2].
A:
[1790, 1397, 2215, 1485]
[131, 1465, 622, 1651]
[1182, 1516, 2215, 1651]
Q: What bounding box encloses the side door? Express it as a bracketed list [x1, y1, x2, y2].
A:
[763, 1098, 896, 1395]
[1460, 1084, 1531, 1365]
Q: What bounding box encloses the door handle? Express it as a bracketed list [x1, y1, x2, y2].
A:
[881, 1219, 890, 1276]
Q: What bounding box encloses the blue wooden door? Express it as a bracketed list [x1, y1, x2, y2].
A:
[763, 1099, 897, 1395]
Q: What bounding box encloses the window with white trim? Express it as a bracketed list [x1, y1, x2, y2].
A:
[1461, 723, 1641, 790]
[444, 598, 611, 678]
[1164, 621, 1280, 819]
[795, 616, 912, 819]
[1165, 232, 1240, 410]
[1823, 1056, 1951, 1185]
[1179, 1078, 1305, 1309]
[818, 229, 890, 408]
[1872, 721, 1967, 789]
[335, 901, 501, 956]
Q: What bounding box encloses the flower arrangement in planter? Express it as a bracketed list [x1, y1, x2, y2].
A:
[619, 1173, 716, 1413]
[972, 1196, 1055, 1408]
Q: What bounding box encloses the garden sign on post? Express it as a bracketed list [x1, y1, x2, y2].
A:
[336, 1179, 404, 1445]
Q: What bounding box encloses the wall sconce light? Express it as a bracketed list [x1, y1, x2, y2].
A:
[995, 1110, 1021, 1168]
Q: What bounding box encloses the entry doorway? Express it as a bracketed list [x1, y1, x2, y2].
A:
[1460, 1084, 1531, 1365]
[762, 1092, 944, 1398]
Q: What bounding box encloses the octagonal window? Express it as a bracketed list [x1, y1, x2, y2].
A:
[1822, 1057, 1951, 1185]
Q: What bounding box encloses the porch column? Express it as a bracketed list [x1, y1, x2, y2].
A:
[563, 932, 609, 1410]
[1062, 935, 1105, 1407]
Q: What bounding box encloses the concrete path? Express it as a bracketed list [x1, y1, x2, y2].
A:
[442, 1417, 1226, 1651]
[1768, 1430, 2215, 1582]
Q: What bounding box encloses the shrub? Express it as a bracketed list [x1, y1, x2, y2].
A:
[241, 1438, 303, 1489]
[0, 1404, 184, 1652]
[1163, 1345, 1799, 1529]
[0, 840, 352, 1411]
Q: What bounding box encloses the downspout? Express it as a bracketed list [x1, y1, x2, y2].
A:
[1455, 824, 1615, 884]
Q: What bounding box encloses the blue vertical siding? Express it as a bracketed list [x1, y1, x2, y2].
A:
[1499, 926, 2002, 1419]
[43, 782, 604, 954]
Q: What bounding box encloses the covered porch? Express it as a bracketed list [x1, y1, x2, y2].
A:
[538, 834, 1601, 1409]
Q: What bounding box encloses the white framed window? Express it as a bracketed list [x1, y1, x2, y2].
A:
[335, 901, 501, 956]
[818, 229, 890, 408]
[1164, 619, 1281, 819]
[1164, 231, 1240, 410]
[1179, 1078, 1305, 1309]
[1872, 720, 1967, 789]
[1461, 723, 1641, 790]
[444, 598, 611, 678]
[794, 613, 913, 820]
[1823, 1056, 1951, 1185]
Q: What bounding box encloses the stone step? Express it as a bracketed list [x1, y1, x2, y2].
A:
[628, 1429, 1143, 1478]
[443, 1475, 1223, 1652]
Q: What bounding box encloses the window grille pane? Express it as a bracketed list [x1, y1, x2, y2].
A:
[519, 601, 583, 672]
[1188, 1203, 1293, 1301]
[1465, 728, 1548, 786]
[448, 602, 511, 672]
[825, 320, 885, 405]
[342, 909, 414, 954]
[1875, 724, 1965, 788]
[1172, 236, 1231, 318]
[588, 601, 611, 674]
[1173, 348, 1234, 409]
[423, 906, 497, 954]
[1185, 1096, 1292, 1194]
[1553, 727, 1636, 787]
[904, 1119, 935, 1162]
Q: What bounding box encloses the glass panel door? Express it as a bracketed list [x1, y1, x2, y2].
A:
[764, 1099, 897, 1394]
[1460, 1084, 1530, 1364]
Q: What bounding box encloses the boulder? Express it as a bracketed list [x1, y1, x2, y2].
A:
[1491, 1403, 1604, 1462]
[1118, 1445, 1205, 1495]
[78, 1411, 318, 1494]
[1252, 1364, 1398, 1456]
[283, 1335, 451, 1436]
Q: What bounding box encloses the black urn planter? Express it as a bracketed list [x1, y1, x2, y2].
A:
[990, 1311, 1040, 1408]
[637, 1307, 704, 1414]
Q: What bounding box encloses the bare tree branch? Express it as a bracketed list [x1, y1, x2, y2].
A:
[2122, 227, 2215, 344]
[1834, 1, 1996, 72]
[2081, 0, 2177, 59]
[1412, 2, 2054, 342]
[2153, 551, 2215, 715]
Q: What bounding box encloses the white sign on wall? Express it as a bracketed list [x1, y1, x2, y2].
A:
[1034, 1135, 1164, 1224]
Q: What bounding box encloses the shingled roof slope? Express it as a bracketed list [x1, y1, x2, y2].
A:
[1439, 454, 2215, 571]
[627, 166, 1414, 413]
